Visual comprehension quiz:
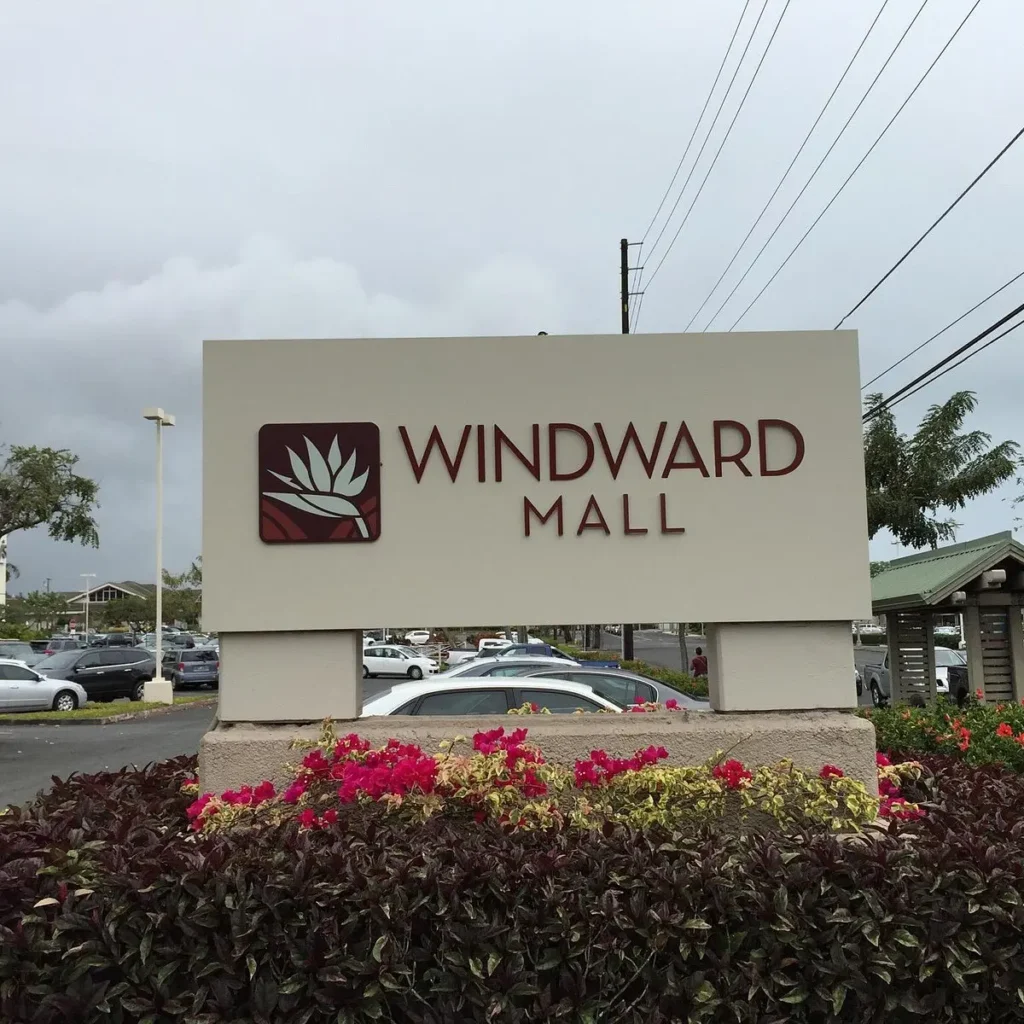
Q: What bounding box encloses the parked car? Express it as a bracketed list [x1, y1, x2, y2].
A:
[361, 679, 621, 717]
[477, 638, 513, 655]
[163, 648, 219, 690]
[494, 644, 577, 662]
[0, 640, 46, 668]
[41, 637, 87, 656]
[0, 658, 88, 712]
[363, 645, 438, 680]
[520, 666, 709, 709]
[444, 648, 483, 667]
[32, 648, 156, 702]
[435, 655, 582, 680]
[862, 647, 967, 705]
[89, 632, 137, 647]
[404, 630, 432, 645]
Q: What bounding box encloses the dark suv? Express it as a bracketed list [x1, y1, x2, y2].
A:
[34, 648, 156, 702]
[89, 632, 137, 648]
[163, 648, 219, 690]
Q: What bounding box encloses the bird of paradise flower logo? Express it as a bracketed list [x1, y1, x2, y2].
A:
[258, 423, 380, 543]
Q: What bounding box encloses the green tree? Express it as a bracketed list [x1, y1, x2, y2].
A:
[0, 445, 100, 547]
[101, 596, 156, 633]
[18, 590, 72, 634]
[863, 391, 1018, 549]
[163, 556, 202, 628]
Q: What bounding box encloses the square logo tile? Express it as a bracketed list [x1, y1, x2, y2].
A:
[258, 423, 380, 543]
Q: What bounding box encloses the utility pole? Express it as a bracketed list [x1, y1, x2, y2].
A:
[44, 578, 51, 593]
[620, 237, 635, 663]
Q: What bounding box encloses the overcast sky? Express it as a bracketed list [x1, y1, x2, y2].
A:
[2, 0, 1022, 594]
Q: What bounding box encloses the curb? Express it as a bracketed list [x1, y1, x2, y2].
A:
[0, 699, 218, 727]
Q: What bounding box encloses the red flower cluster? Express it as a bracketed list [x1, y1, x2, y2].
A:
[186, 793, 217, 830]
[996, 722, 1014, 739]
[627, 697, 685, 713]
[711, 759, 752, 790]
[573, 745, 669, 786]
[819, 764, 845, 780]
[876, 751, 924, 820]
[296, 807, 339, 829]
[331, 738, 438, 805]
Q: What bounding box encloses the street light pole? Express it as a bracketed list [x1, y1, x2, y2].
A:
[80, 573, 96, 641]
[143, 407, 175, 704]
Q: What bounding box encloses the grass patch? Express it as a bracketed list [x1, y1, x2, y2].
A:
[0, 693, 214, 724]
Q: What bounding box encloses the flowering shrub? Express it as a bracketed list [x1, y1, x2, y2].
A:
[3, 753, 1021, 1022]
[185, 720, 915, 836]
[863, 693, 1024, 772]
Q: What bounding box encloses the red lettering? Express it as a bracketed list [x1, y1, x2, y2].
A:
[595, 422, 667, 479]
[495, 425, 541, 482]
[713, 420, 752, 477]
[399, 425, 472, 483]
[476, 424, 486, 482]
[758, 419, 805, 477]
[549, 423, 595, 481]
[524, 496, 564, 537]
[576, 494, 610, 536]
[659, 493, 685, 534]
[622, 494, 647, 535]
[661, 422, 710, 478]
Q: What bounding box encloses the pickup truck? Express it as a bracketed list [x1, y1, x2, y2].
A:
[862, 647, 968, 705]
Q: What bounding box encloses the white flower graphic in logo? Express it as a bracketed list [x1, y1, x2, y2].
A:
[263, 435, 370, 538]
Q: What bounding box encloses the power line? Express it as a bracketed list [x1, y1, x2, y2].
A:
[639, 0, 753, 246]
[644, 0, 772, 265]
[863, 296, 1024, 421]
[729, 0, 981, 330]
[684, 0, 891, 331]
[835, 124, 1024, 329]
[879, 317, 1024, 415]
[643, 0, 793, 291]
[697, 0, 931, 331]
[861, 267, 1024, 390]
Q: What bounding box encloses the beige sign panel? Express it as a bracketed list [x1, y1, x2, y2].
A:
[203, 332, 871, 632]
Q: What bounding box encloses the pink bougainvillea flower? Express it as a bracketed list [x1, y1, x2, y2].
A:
[996, 722, 1014, 739]
[975, 688, 985, 700]
[712, 759, 752, 790]
[819, 765, 844, 780]
[296, 808, 319, 829]
[664, 698, 680, 710]
[875, 752, 891, 768]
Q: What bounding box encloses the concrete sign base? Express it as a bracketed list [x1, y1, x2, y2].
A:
[198, 708, 877, 798]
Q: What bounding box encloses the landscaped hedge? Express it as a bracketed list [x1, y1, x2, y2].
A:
[556, 644, 709, 698]
[864, 693, 1024, 772]
[5, 752, 1024, 1021]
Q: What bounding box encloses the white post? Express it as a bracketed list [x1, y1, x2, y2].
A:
[80, 573, 96, 642]
[143, 407, 174, 704]
[0, 535, 7, 609]
[156, 418, 163, 680]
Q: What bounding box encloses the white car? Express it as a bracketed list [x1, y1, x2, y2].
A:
[436, 655, 582, 680]
[361, 678, 621, 717]
[404, 630, 431, 645]
[363, 644, 438, 680]
[0, 658, 89, 712]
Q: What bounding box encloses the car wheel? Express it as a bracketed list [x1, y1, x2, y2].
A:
[131, 681, 146, 702]
[362, 665, 368, 678]
[52, 690, 79, 712]
[870, 681, 883, 707]
[408, 666, 423, 680]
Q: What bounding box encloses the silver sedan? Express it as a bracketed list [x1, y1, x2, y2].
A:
[0, 658, 88, 712]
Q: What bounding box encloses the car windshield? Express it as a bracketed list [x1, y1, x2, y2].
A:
[0, 642, 33, 657]
[34, 650, 81, 671]
[936, 649, 966, 667]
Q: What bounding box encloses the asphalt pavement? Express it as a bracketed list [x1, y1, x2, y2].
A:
[0, 683, 403, 809]
[600, 628, 707, 672]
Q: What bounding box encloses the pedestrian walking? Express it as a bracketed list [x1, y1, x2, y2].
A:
[690, 646, 708, 677]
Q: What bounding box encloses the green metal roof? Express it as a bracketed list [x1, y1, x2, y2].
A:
[872, 531, 1024, 611]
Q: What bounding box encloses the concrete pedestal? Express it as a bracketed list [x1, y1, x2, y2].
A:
[706, 621, 855, 712]
[143, 678, 174, 705]
[198, 709, 877, 797]
[218, 629, 362, 723]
